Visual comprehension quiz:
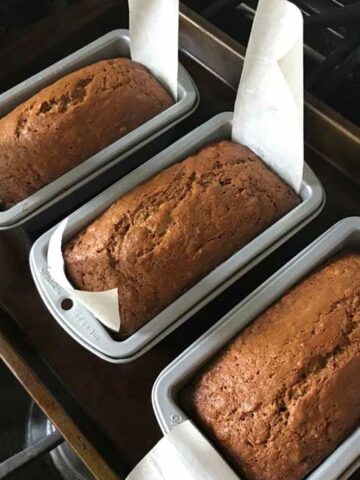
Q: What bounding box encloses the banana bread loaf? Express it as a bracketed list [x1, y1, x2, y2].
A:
[183, 251, 360, 480]
[63, 140, 300, 338]
[0, 58, 173, 208]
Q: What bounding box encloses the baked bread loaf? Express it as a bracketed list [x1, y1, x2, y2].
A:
[64, 140, 300, 338]
[183, 251, 360, 480]
[0, 58, 173, 208]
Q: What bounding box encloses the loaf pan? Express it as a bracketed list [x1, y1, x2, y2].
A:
[152, 217, 360, 480]
[30, 112, 325, 363]
[0, 29, 198, 229]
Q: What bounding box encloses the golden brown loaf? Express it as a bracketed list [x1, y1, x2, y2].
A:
[63, 140, 299, 338]
[0, 58, 173, 207]
[183, 252, 360, 480]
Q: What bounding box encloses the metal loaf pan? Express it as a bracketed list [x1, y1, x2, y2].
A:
[30, 112, 325, 363]
[152, 217, 360, 480]
[0, 29, 198, 229]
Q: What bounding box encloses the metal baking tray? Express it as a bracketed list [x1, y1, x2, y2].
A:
[0, 29, 198, 230]
[152, 216, 360, 480]
[30, 112, 325, 363]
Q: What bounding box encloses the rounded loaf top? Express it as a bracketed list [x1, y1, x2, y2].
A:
[63, 139, 300, 339]
[0, 57, 174, 208]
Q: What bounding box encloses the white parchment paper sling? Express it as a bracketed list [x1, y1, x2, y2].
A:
[129, 0, 179, 100]
[47, 218, 121, 331]
[126, 421, 239, 480]
[233, 0, 303, 193]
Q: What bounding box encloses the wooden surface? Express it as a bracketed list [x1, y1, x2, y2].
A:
[0, 1, 358, 478]
[0, 330, 118, 480]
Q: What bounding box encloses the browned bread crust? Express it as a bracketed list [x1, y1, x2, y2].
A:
[183, 251, 360, 480]
[63, 140, 299, 338]
[0, 58, 173, 207]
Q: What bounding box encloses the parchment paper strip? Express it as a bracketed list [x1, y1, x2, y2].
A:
[126, 421, 239, 480]
[47, 219, 121, 332]
[129, 0, 179, 100]
[232, 0, 304, 193]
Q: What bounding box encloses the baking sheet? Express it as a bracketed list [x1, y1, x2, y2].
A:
[3, 2, 359, 477]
